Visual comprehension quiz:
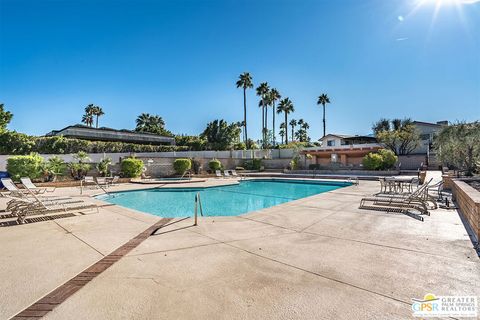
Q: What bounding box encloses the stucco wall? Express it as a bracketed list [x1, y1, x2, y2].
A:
[451, 179, 480, 242]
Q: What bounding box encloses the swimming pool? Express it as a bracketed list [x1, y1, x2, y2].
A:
[97, 179, 351, 218]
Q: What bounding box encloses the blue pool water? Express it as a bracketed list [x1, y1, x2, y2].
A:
[97, 179, 350, 218]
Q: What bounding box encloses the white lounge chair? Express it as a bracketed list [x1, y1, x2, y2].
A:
[8, 192, 98, 224]
[1, 178, 30, 197]
[215, 170, 222, 178]
[223, 170, 231, 178]
[231, 170, 238, 177]
[20, 177, 55, 194]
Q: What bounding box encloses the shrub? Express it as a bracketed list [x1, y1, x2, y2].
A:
[378, 149, 398, 169]
[191, 158, 201, 174]
[68, 151, 92, 180]
[243, 159, 262, 170]
[7, 153, 45, 181]
[44, 156, 67, 182]
[208, 159, 222, 171]
[0, 131, 35, 155]
[362, 153, 384, 170]
[121, 157, 144, 178]
[173, 158, 192, 175]
[233, 142, 246, 150]
[362, 149, 398, 170]
[0, 131, 191, 155]
[96, 157, 112, 177]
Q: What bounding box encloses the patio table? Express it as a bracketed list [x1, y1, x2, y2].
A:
[384, 177, 416, 193]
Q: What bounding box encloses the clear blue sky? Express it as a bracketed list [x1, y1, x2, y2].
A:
[1, 0, 479, 140]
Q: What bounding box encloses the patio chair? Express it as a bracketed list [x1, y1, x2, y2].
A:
[223, 170, 231, 178]
[359, 179, 434, 220]
[82, 176, 98, 189]
[215, 170, 222, 178]
[9, 192, 98, 224]
[109, 175, 120, 186]
[0, 178, 30, 197]
[231, 170, 238, 177]
[95, 177, 109, 188]
[4, 192, 84, 213]
[0, 178, 71, 205]
[20, 177, 55, 194]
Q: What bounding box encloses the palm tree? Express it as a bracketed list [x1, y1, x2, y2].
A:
[236, 72, 253, 144]
[256, 82, 270, 147]
[289, 119, 297, 142]
[135, 113, 152, 129]
[317, 93, 331, 137]
[82, 104, 96, 127]
[277, 98, 294, 144]
[269, 88, 281, 146]
[295, 119, 310, 142]
[81, 113, 93, 127]
[279, 122, 286, 144]
[93, 106, 104, 128]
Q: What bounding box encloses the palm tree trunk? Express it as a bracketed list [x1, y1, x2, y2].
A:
[272, 101, 276, 146]
[96, 116, 99, 128]
[291, 126, 294, 142]
[243, 88, 247, 144]
[284, 113, 288, 144]
[322, 104, 326, 137]
[261, 104, 265, 148]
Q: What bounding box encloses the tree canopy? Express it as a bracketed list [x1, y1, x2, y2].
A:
[135, 113, 173, 136]
[0, 103, 13, 131]
[373, 118, 420, 155]
[435, 122, 480, 176]
[200, 119, 241, 151]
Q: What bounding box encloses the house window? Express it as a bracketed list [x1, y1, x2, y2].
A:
[327, 140, 335, 146]
[420, 134, 431, 141]
[331, 154, 338, 163]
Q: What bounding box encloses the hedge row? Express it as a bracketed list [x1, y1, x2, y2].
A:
[0, 131, 189, 155]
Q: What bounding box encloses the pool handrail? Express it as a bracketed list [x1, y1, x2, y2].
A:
[194, 192, 204, 226]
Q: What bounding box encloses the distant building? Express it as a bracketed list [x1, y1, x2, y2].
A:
[46, 125, 175, 145]
[304, 134, 381, 168]
[319, 134, 377, 147]
[411, 120, 448, 155]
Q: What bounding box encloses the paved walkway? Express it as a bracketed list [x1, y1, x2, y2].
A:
[1, 173, 479, 319]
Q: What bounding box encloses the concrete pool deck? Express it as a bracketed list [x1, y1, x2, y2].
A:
[1, 173, 479, 319]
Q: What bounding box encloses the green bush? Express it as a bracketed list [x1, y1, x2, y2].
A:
[0, 131, 190, 155]
[362, 153, 384, 170]
[233, 142, 246, 150]
[96, 157, 112, 177]
[378, 149, 398, 169]
[7, 153, 45, 181]
[44, 156, 67, 182]
[173, 158, 192, 175]
[0, 131, 35, 155]
[208, 159, 222, 171]
[121, 158, 144, 178]
[362, 149, 398, 170]
[243, 159, 262, 170]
